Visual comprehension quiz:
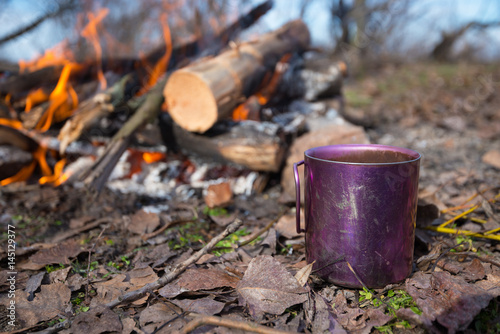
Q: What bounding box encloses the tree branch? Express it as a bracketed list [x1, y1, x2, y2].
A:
[0, 1, 77, 45]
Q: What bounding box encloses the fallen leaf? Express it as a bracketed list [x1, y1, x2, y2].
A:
[462, 258, 486, 282]
[177, 268, 239, 290]
[29, 239, 84, 265]
[0, 271, 28, 293]
[171, 297, 225, 315]
[331, 291, 391, 333]
[406, 271, 494, 332]
[91, 267, 158, 307]
[69, 306, 122, 334]
[482, 150, 500, 169]
[294, 261, 314, 287]
[275, 213, 302, 239]
[25, 272, 45, 301]
[121, 317, 139, 334]
[127, 210, 161, 235]
[49, 266, 71, 284]
[66, 274, 86, 292]
[304, 292, 347, 334]
[139, 303, 183, 333]
[236, 255, 308, 319]
[12, 283, 71, 328]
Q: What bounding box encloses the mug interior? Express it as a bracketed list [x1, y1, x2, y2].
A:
[305, 144, 421, 165]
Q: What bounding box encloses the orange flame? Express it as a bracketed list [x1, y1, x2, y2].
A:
[232, 54, 292, 121]
[81, 8, 109, 90]
[139, 13, 172, 95]
[18, 42, 73, 73]
[0, 146, 50, 186]
[35, 63, 80, 132]
[0, 118, 23, 129]
[25, 88, 49, 112]
[39, 158, 66, 185]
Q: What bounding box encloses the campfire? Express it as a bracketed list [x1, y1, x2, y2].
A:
[0, 0, 347, 200]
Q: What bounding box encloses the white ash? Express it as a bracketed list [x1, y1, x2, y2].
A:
[103, 155, 259, 202]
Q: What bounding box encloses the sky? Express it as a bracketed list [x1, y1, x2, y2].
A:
[0, 0, 499, 63]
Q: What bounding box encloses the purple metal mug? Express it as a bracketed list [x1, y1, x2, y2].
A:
[294, 144, 421, 288]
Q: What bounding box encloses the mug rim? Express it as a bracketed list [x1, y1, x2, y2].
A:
[304, 144, 421, 166]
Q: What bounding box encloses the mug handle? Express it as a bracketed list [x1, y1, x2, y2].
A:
[293, 160, 305, 233]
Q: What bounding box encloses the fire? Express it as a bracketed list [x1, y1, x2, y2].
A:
[0, 118, 23, 129]
[35, 63, 80, 132]
[232, 54, 292, 121]
[139, 13, 172, 95]
[39, 158, 67, 185]
[81, 8, 109, 90]
[25, 88, 49, 112]
[18, 41, 73, 73]
[0, 145, 50, 186]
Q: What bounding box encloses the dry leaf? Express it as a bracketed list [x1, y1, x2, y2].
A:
[29, 239, 83, 265]
[177, 268, 239, 290]
[171, 297, 225, 315]
[294, 261, 314, 286]
[92, 267, 158, 307]
[69, 306, 122, 334]
[275, 213, 302, 239]
[139, 303, 183, 333]
[127, 210, 161, 235]
[12, 283, 71, 328]
[236, 255, 308, 319]
[25, 272, 45, 301]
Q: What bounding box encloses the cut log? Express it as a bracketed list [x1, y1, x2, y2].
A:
[165, 120, 286, 172]
[164, 19, 311, 133]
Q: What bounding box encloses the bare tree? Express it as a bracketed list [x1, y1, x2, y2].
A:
[0, 0, 78, 46]
[431, 20, 500, 61]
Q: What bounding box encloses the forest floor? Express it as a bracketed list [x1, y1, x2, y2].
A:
[1, 61, 499, 333]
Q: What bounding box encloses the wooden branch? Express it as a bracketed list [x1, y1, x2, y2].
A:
[164, 19, 311, 133]
[57, 74, 136, 153]
[181, 315, 295, 334]
[80, 89, 164, 191]
[105, 219, 242, 309]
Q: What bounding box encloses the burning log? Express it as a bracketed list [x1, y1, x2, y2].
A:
[54, 1, 273, 155]
[164, 19, 311, 133]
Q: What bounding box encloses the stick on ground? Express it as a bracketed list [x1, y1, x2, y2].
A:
[105, 219, 243, 308]
[181, 315, 295, 334]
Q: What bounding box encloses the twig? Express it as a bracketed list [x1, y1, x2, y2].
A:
[181, 315, 295, 334]
[105, 219, 243, 308]
[346, 260, 370, 291]
[86, 228, 106, 303]
[238, 210, 286, 248]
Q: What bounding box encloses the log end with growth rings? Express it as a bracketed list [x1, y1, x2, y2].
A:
[164, 70, 218, 133]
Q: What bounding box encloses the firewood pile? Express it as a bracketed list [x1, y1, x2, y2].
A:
[0, 0, 359, 206]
